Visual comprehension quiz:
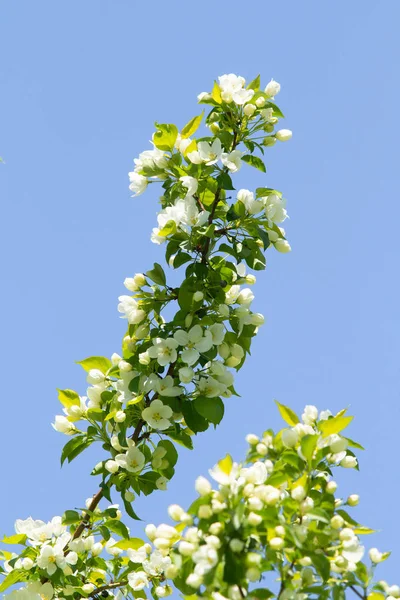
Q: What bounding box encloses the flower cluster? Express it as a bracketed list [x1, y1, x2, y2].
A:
[2, 404, 395, 600]
[48, 74, 292, 514]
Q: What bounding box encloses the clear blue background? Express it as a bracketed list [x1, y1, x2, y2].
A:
[1, 0, 399, 587]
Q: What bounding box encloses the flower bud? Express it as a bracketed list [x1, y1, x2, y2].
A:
[185, 314, 193, 328]
[139, 351, 151, 365]
[298, 556, 312, 567]
[246, 433, 259, 445]
[92, 542, 103, 556]
[300, 497, 314, 514]
[124, 490, 135, 502]
[248, 512, 262, 526]
[330, 515, 344, 530]
[265, 79, 281, 97]
[291, 485, 306, 502]
[282, 428, 299, 448]
[263, 136, 277, 147]
[269, 537, 285, 551]
[115, 410, 126, 423]
[165, 564, 179, 579]
[105, 460, 119, 474]
[275, 239, 291, 253]
[340, 455, 357, 469]
[118, 360, 132, 372]
[179, 367, 194, 383]
[326, 480, 338, 494]
[369, 548, 384, 563]
[168, 504, 185, 521]
[145, 523, 157, 541]
[249, 313, 265, 326]
[178, 541, 196, 556]
[198, 505, 212, 519]
[135, 323, 149, 339]
[256, 442, 268, 456]
[21, 558, 34, 570]
[244, 103, 256, 117]
[209, 522, 223, 535]
[195, 476, 212, 496]
[230, 539, 245, 553]
[82, 584, 95, 594]
[246, 567, 261, 582]
[193, 291, 204, 302]
[111, 352, 122, 365]
[186, 573, 203, 588]
[388, 586, 400, 598]
[347, 494, 359, 506]
[209, 123, 220, 134]
[275, 129, 292, 142]
[256, 96, 266, 107]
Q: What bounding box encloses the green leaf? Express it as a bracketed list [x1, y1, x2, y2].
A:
[181, 112, 204, 138]
[145, 262, 166, 286]
[267, 101, 285, 118]
[0, 570, 27, 593]
[211, 81, 222, 104]
[158, 440, 178, 467]
[311, 553, 330, 581]
[182, 401, 209, 433]
[173, 252, 192, 269]
[123, 498, 141, 521]
[61, 435, 92, 466]
[153, 122, 178, 151]
[112, 538, 145, 550]
[158, 220, 177, 238]
[57, 389, 80, 408]
[332, 586, 346, 600]
[242, 155, 266, 173]
[247, 75, 261, 91]
[248, 590, 274, 599]
[301, 434, 319, 466]
[76, 356, 111, 374]
[106, 519, 130, 539]
[62, 510, 81, 525]
[319, 415, 353, 437]
[193, 396, 224, 425]
[275, 401, 300, 426]
[307, 508, 330, 524]
[345, 437, 365, 450]
[216, 171, 235, 190]
[2, 534, 27, 545]
[168, 429, 194, 450]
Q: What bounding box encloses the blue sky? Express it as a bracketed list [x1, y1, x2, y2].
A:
[1, 0, 400, 586]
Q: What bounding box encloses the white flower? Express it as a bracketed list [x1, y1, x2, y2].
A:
[87, 382, 108, 408]
[186, 149, 203, 164]
[148, 337, 178, 367]
[143, 550, 172, 576]
[124, 273, 146, 292]
[128, 571, 149, 591]
[180, 176, 198, 198]
[180, 198, 210, 229]
[52, 415, 75, 435]
[128, 172, 148, 196]
[155, 375, 183, 397]
[218, 74, 254, 105]
[142, 399, 173, 431]
[168, 504, 185, 521]
[264, 79, 281, 97]
[174, 325, 213, 366]
[134, 148, 168, 172]
[117, 295, 146, 324]
[157, 200, 187, 230]
[237, 288, 254, 305]
[179, 366, 194, 383]
[37, 544, 66, 575]
[221, 150, 242, 172]
[197, 375, 226, 398]
[302, 405, 318, 425]
[127, 545, 148, 564]
[237, 189, 264, 215]
[261, 108, 274, 122]
[175, 134, 193, 154]
[264, 194, 288, 224]
[275, 129, 292, 142]
[197, 139, 223, 165]
[115, 447, 145, 473]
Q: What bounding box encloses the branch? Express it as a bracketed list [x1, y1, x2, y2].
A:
[350, 586, 365, 600]
[88, 580, 128, 598]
